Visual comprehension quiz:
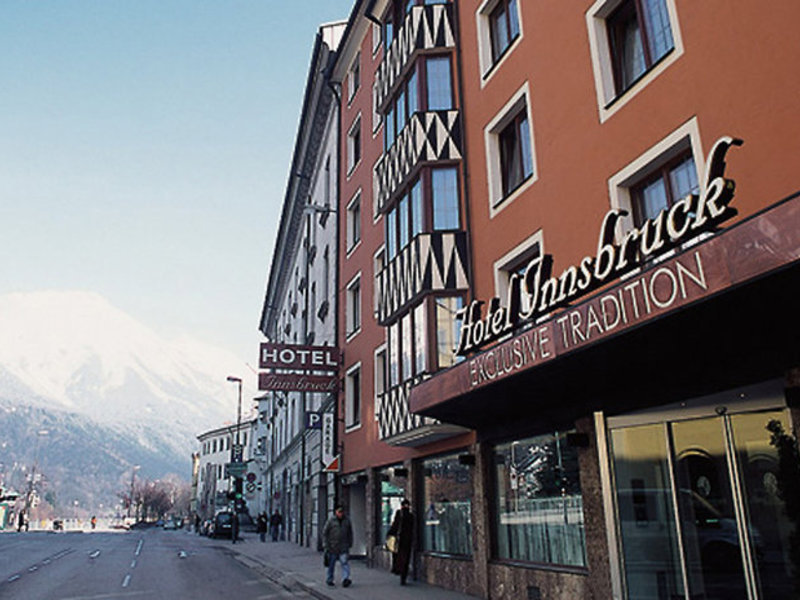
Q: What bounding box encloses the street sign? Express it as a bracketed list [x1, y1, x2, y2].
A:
[323, 455, 340, 473]
[305, 411, 322, 430]
[225, 462, 247, 478]
[246, 472, 257, 483]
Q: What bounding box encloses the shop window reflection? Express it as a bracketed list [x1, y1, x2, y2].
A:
[422, 454, 473, 556]
[492, 431, 587, 567]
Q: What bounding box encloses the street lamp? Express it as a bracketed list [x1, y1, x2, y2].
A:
[226, 376, 243, 544]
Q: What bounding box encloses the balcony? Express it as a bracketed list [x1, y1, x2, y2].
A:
[378, 375, 468, 446]
[375, 3, 456, 113]
[375, 230, 468, 325]
[374, 109, 462, 214]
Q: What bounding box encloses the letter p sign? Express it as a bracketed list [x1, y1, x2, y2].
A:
[305, 411, 322, 430]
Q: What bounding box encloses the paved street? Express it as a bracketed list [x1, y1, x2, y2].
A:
[0, 528, 310, 600]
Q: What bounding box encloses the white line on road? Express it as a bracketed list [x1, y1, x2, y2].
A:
[60, 591, 151, 600]
[89, 550, 101, 559]
[134, 539, 143, 556]
[7, 575, 20, 583]
[122, 574, 131, 588]
[42, 559, 51, 565]
[130, 559, 137, 568]
[28, 566, 38, 572]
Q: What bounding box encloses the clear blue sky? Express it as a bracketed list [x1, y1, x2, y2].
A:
[0, 0, 354, 363]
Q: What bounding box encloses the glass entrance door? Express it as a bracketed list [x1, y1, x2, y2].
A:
[610, 409, 797, 600]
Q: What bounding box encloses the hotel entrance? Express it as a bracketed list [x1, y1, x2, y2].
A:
[604, 381, 798, 600]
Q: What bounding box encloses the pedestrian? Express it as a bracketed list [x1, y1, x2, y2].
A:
[269, 509, 283, 542]
[91, 515, 97, 530]
[257, 512, 268, 543]
[17, 510, 25, 533]
[231, 511, 240, 544]
[322, 504, 353, 588]
[387, 498, 414, 585]
[194, 513, 201, 534]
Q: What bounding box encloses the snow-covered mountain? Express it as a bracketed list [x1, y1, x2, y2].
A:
[0, 290, 257, 510]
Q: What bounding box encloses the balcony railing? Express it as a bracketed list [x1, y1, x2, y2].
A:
[374, 109, 462, 214]
[375, 230, 468, 325]
[374, 3, 456, 113]
[378, 375, 467, 445]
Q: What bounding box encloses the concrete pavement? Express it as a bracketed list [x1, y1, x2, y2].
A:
[226, 535, 480, 600]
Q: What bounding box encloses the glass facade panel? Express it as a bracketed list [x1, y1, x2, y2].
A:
[435, 296, 463, 368]
[378, 466, 407, 542]
[426, 56, 452, 111]
[422, 454, 472, 555]
[432, 167, 459, 230]
[493, 432, 587, 566]
[414, 302, 427, 374]
[411, 179, 423, 237]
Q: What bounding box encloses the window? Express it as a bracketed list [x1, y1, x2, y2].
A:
[389, 321, 400, 387]
[324, 156, 331, 214]
[435, 296, 463, 369]
[630, 151, 698, 227]
[485, 84, 537, 211]
[422, 453, 473, 556]
[401, 312, 413, 381]
[490, 0, 520, 62]
[607, 119, 703, 246]
[607, 0, 673, 95]
[347, 116, 362, 175]
[499, 109, 533, 197]
[494, 231, 542, 317]
[347, 192, 362, 252]
[492, 431, 587, 566]
[432, 167, 459, 230]
[414, 303, 427, 374]
[346, 275, 361, 337]
[348, 52, 360, 103]
[586, 0, 682, 121]
[384, 72, 419, 152]
[345, 364, 361, 428]
[426, 56, 453, 111]
[387, 302, 427, 385]
[374, 346, 387, 420]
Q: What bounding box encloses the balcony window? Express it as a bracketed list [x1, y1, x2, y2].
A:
[432, 167, 459, 230]
[435, 296, 463, 369]
[426, 56, 453, 111]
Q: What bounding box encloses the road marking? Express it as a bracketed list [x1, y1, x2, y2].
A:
[134, 539, 143, 556]
[130, 559, 137, 568]
[178, 550, 188, 558]
[89, 550, 101, 559]
[7, 575, 20, 583]
[42, 559, 51, 565]
[28, 566, 38, 572]
[60, 591, 151, 600]
[122, 574, 131, 588]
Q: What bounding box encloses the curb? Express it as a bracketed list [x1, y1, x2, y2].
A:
[229, 547, 333, 600]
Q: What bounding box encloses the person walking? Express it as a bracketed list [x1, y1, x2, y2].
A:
[322, 504, 353, 588]
[269, 509, 283, 541]
[257, 512, 268, 543]
[387, 498, 414, 585]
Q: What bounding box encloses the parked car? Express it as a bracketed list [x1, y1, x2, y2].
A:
[211, 511, 234, 539]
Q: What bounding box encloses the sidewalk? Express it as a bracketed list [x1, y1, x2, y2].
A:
[225, 535, 480, 600]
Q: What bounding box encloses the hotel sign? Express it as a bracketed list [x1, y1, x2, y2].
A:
[455, 136, 743, 356]
[259, 343, 339, 371]
[258, 342, 339, 392]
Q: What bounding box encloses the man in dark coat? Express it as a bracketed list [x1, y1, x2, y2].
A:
[387, 498, 414, 585]
[322, 504, 353, 587]
[257, 512, 268, 543]
[269, 509, 283, 541]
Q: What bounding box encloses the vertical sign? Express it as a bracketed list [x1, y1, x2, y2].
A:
[321, 412, 338, 471]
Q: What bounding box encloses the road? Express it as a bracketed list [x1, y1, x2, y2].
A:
[0, 528, 308, 600]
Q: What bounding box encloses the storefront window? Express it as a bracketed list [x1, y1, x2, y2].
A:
[492, 431, 587, 566]
[422, 453, 472, 556]
[378, 466, 407, 542]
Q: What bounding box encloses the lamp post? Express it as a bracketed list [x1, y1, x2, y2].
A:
[23, 429, 49, 527]
[226, 376, 243, 544]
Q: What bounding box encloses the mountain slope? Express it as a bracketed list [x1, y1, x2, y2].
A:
[0, 290, 256, 512]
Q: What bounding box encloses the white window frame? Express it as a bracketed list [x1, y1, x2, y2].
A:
[347, 114, 362, 177]
[607, 117, 703, 243]
[493, 229, 544, 316]
[345, 362, 362, 431]
[485, 82, 538, 218]
[586, 0, 684, 123]
[347, 52, 361, 104]
[346, 190, 362, 255]
[476, 0, 524, 87]
[346, 273, 362, 341]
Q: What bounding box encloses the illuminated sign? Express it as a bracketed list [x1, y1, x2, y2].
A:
[455, 136, 742, 356]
